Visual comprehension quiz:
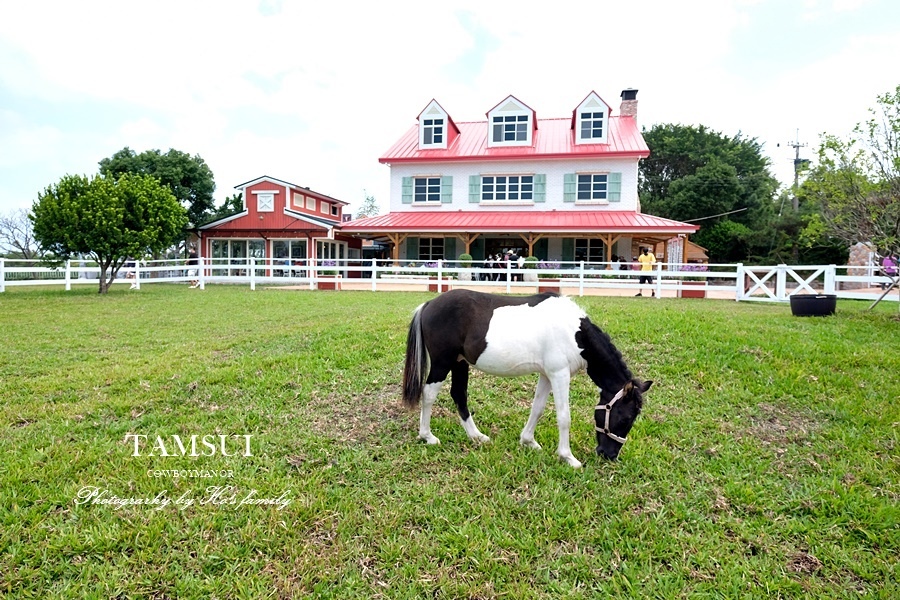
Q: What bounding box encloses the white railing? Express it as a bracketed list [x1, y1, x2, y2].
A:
[0, 257, 897, 302]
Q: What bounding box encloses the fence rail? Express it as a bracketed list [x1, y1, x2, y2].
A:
[0, 257, 897, 303]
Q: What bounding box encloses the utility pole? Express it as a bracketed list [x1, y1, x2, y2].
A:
[786, 129, 808, 212]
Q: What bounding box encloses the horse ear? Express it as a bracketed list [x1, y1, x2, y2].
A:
[640, 380, 653, 393]
[623, 381, 634, 394]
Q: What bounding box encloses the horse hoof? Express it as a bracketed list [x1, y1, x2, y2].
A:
[520, 438, 542, 450]
[420, 434, 441, 445]
[472, 433, 491, 444]
[560, 455, 583, 469]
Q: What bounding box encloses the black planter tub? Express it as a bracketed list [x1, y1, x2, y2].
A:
[789, 294, 837, 317]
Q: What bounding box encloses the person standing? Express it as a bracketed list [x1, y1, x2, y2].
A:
[636, 247, 656, 297]
[187, 250, 200, 288]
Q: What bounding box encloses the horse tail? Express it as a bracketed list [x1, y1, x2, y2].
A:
[402, 303, 428, 408]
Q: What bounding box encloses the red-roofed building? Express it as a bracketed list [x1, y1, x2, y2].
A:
[197, 176, 360, 275]
[343, 90, 698, 264]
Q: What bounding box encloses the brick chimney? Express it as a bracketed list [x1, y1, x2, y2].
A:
[619, 88, 638, 119]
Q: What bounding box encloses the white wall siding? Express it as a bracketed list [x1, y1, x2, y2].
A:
[389, 157, 641, 212]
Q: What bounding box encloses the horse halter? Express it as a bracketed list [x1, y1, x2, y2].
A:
[595, 387, 628, 444]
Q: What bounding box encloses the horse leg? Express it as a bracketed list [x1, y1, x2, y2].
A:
[418, 380, 443, 444]
[548, 371, 582, 468]
[450, 361, 490, 444]
[520, 373, 551, 450]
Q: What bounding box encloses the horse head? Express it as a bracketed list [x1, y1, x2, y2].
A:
[594, 379, 652, 460]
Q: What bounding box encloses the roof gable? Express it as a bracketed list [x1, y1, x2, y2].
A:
[416, 99, 459, 150]
[486, 95, 537, 148]
[572, 91, 612, 145]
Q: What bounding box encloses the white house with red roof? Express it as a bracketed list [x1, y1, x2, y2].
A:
[343, 90, 698, 265]
[197, 175, 361, 276]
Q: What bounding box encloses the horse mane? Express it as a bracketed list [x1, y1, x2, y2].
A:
[576, 317, 636, 398]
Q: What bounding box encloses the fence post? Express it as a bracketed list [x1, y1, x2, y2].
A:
[0, 258, 4, 293]
[654, 261, 662, 299]
[824, 265, 836, 294]
[371, 258, 378, 292]
[735, 263, 744, 301]
[310, 258, 317, 290]
[250, 257, 256, 291]
[65, 259, 72, 291]
[579, 261, 585, 296]
[134, 259, 141, 290]
[199, 257, 205, 290]
[776, 264, 787, 300]
[437, 259, 443, 293]
[505, 260, 511, 294]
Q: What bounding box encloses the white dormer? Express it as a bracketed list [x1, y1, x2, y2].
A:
[418, 100, 458, 150]
[487, 95, 535, 148]
[573, 91, 611, 145]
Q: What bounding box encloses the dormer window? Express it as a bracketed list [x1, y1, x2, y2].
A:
[579, 111, 604, 140]
[574, 91, 610, 145]
[486, 96, 534, 148]
[492, 115, 529, 143]
[423, 118, 443, 145]
[418, 100, 455, 150]
[252, 190, 277, 212]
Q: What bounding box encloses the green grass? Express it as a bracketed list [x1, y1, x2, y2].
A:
[1, 285, 898, 598]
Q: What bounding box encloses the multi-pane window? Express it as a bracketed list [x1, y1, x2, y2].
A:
[419, 238, 444, 262]
[423, 118, 444, 145]
[481, 175, 534, 201]
[492, 114, 529, 142]
[414, 177, 442, 202]
[577, 174, 608, 200]
[575, 238, 606, 263]
[580, 111, 604, 140]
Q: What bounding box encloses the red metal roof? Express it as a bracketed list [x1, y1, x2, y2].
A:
[342, 211, 698, 234]
[379, 116, 648, 164]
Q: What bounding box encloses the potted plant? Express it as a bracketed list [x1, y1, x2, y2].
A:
[523, 255, 539, 282]
[458, 253, 474, 282]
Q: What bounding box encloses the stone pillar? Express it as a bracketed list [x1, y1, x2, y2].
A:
[846, 242, 874, 290]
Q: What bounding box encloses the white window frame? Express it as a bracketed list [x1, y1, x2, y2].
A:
[481, 174, 534, 202]
[578, 110, 605, 142]
[252, 190, 278, 212]
[576, 173, 609, 203]
[320, 202, 330, 215]
[422, 118, 444, 146]
[413, 176, 442, 203]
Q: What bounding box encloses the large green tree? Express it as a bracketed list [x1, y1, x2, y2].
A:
[355, 192, 380, 219]
[98, 147, 215, 229]
[639, 124, 779, 262]
[31, 173, 187, 293]
[797, 85, 900, 257]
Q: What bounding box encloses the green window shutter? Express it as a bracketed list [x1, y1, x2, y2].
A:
[469, 175, 481, 203]
[562, 238, 575, 262]
[444, 237, 456, 260]
[401, 177, 413, 204]
[440, 176, 453, 203]
[533, 174, 546, 202]
[406, 237, 419, 260]
[563, 173, 576, 202]
[608, 172, 622, 202]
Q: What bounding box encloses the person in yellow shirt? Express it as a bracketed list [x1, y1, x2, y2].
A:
[636, 247, 656, 297]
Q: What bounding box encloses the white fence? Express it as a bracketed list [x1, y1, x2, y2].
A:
[0, 257, 897, 303]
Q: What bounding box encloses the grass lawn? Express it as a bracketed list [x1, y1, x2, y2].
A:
[0, 285, 898, 598]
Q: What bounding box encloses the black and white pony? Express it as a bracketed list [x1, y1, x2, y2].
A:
[402, 289, 652, 468]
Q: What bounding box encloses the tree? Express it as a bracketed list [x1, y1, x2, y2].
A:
[98, 147, 216, 228]
[798, 85, 900, 257]
[203, 193, 244, 224]
[639, 124, 779, 262]
[31, 173, 187, 294]
[355, 192, 380, 219]
[0, 208, 40, 258]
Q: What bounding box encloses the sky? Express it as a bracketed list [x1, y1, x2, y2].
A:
[1, 0, 899, 218]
